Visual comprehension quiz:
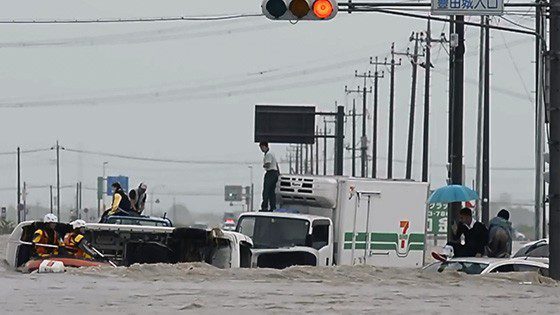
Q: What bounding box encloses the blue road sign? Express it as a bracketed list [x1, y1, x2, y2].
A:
[107, 176, 129, 196]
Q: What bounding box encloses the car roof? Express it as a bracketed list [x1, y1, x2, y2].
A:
[442, 257, 548, 267]
[238, 211, 331, 222]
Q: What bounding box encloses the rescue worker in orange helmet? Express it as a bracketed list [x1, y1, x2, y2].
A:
[64, 220, 96, 259]
[32, 213, 62, 258]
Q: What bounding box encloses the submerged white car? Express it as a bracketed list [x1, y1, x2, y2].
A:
[423, 257, 549, 276]
[6, 220, 253, 271]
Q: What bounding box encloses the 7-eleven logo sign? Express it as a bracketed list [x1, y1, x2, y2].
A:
[397, 220, 410, 257]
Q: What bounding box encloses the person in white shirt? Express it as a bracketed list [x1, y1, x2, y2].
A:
[259, 141, 279, 212]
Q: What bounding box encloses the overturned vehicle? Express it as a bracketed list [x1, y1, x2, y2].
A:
[5, 220, 252, 272]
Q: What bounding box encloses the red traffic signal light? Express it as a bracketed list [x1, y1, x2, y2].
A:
[262, 0, 337, 21]
[313, 0, 334, 19]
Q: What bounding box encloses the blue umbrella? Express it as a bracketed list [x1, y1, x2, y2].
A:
[428, 185, 479, 204]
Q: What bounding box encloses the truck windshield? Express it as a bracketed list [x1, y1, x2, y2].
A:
[237, 216, 310, 249]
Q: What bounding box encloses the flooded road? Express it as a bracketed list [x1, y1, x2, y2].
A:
[1, 235, 559, 314]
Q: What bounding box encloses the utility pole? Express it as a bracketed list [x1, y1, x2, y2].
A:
[323, 119, 328, 175]
[352, 100, 357, 176]
[448, 16, 465, 241]
[375, 43, 402, 179]
[346, 74, 372, 177]
[535, 0, 546, 240]
[395, 34, 424, 180]
[334, 105, 345, 176]
[50, 141, 65, 221]
[56, 141, 61, 221]
[369, 57, 385, 178]
[17, 147, 21, 223]
[50, 185, 53, 214]
[419, 19, 445, 183]
[315, 126, 319, 174]
[475, 17, 486, 221]
[22, 182, 26, 222]
[482, 16, 491, 226]
[548, 0, 560, 280]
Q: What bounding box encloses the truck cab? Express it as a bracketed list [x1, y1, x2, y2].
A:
[236, 212, 333, 268]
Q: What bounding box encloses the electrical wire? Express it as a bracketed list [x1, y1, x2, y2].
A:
[64, 148, 260, 165]
[0, 13, 264, 24]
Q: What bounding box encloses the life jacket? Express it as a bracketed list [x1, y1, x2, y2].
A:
[63, 232, 91, 259]
[32, 228, 59, 257]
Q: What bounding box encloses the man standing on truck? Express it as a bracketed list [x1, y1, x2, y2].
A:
[259, 141, 279, 212]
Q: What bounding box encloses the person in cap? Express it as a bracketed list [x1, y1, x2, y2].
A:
[486, 209, 514, 258]
[32, 213, 63, 258]
[63, 220, 96, 259]
[129, 182, 148, 214]
[259, 142, 280, 212]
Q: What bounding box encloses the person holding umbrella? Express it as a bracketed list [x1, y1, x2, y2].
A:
[428, 185, 488, 260]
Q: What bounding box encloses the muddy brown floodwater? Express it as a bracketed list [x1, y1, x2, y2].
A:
[1, 234, 559, 314]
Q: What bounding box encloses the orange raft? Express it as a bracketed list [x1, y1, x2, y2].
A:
[22, 257, 111, 273]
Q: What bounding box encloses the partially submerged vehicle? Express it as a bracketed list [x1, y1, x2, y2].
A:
[236, 175, 429, 269]
[6, 220, 252, 271]
[423, 257, 549, 276]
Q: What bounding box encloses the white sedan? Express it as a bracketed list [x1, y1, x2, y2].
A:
[423, 257, 549, 276]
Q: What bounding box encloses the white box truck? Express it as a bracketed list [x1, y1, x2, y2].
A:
[236, 174, 429, 268]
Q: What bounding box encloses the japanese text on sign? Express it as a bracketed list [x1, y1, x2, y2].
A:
[427, 203, 448, 235]
[431, 0, 503, 15]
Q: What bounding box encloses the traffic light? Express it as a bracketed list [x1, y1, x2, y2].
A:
[262, 0, 337, 21]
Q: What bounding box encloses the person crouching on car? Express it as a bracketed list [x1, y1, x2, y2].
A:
[33, 213, 63, 258]
[64, 220, 96, 259]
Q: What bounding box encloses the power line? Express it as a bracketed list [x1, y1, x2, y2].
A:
[0, 13, 264, 24]
[64, 148, 260, 165]
[0, 148, 52, 155]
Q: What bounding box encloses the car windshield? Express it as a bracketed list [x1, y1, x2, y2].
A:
[237, 216, 310, 249]
[425, 261, 490, 275]
[514, 241, 549, 258]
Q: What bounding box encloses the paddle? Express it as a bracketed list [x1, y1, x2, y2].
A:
[89, 246, 118, 268]
[20, 241, 58, 249]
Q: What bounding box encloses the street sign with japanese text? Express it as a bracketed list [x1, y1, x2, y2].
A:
[427, 203, 448, 235]
[431, 0, 504, 15]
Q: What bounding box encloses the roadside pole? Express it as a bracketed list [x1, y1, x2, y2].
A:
[548, 0, 560, 280]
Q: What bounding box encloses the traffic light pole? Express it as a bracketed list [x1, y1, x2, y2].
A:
[448, 16, 465, 241]
[482, 16, 491, 226]
[548, 0, 560, 281]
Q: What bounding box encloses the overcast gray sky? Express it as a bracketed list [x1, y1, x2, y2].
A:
[0, 0, 539, 218]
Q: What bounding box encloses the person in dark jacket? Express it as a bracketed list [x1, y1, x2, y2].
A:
[448, 207, 489, 257]
[99, 182, 132, 222]
[486, 209, 514, 258]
